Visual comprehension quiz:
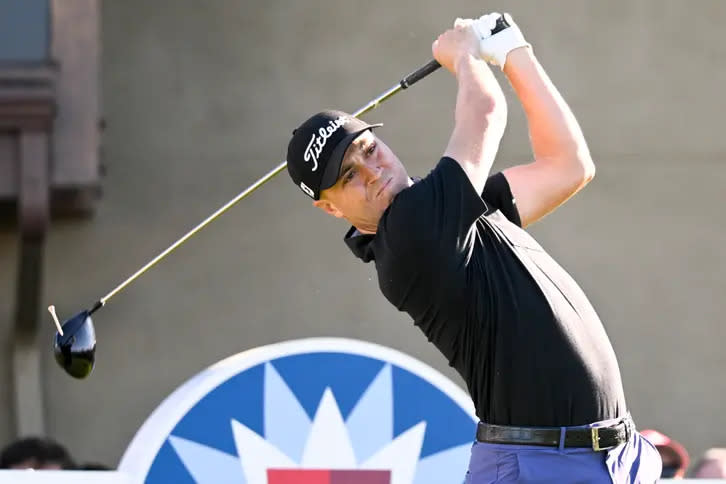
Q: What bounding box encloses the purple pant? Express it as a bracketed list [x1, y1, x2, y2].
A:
[464, 416, 662, 483]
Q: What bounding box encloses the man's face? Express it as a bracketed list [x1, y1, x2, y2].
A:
[314, 131, 410, 233]
[9, 458, 63, 470]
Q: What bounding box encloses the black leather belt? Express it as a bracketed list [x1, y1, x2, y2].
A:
[476, 416, 633, 451]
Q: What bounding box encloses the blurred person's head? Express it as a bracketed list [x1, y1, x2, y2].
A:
[641, 429, 689, 479]
[0, 436, 75, 470]
[691, 448, 726, 478]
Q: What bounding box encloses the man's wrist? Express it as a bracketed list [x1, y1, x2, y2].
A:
[502, 45, 535, 76]
[473, 13, 531, 70]
[454, 52, 479, 77]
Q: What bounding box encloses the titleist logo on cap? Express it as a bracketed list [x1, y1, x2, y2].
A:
[303, 115, 352, 172]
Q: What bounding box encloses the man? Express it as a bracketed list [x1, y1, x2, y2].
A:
[691, 448, 726, 478]
[640, 429, 690, 478]
[0, 436, 75, 470]
[286, 12, 661, 483]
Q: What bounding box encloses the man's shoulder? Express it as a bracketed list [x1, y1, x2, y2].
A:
[383, 157, 458, 215]
[377, 184, 426, 248]
[373, 176, 441, 262]
[379, 171, 435, 236]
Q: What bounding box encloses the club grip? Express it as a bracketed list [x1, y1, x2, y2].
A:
[399, 16, 510, 89]
[400, 59, 441, 89]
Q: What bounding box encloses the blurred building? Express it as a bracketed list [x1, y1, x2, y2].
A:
[0, 0, 724, 467]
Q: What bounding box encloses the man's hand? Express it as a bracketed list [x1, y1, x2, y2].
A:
[471, 13, 531, 70]
[431, 22, 481, 75]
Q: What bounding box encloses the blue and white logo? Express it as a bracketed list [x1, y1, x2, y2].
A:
[119, 338, 477, 483]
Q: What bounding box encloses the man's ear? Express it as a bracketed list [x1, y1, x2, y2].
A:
[313, 199, 344, 218]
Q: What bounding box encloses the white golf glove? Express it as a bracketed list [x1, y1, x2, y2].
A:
[457, 13, 530, 70]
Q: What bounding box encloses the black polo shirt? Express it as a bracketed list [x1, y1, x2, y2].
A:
[344, 157, 626, 426]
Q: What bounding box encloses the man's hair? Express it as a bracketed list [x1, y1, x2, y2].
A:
[0, 436, 75, 469]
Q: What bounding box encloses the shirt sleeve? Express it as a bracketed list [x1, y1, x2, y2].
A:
[481, 172, 522, 227]
[380, 156, 488, 257]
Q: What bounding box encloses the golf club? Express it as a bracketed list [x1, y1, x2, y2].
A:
[50, 58, 443, 379]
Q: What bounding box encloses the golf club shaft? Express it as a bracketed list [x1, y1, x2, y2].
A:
[354, 60, 441, 117]
[90, 59, 442, 315]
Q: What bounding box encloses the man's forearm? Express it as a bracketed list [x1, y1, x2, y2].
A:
[454, 55, 506, 128]
[444, 54, 507, 193]
[503, 48, 593, 170]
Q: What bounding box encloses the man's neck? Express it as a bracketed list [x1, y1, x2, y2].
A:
[354, 227, 375, 236]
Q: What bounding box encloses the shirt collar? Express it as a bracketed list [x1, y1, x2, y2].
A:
[341, 176, 419, 263]
[343, 225, 376, 262]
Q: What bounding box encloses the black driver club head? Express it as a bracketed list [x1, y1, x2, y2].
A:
[53, 310, 97, 379]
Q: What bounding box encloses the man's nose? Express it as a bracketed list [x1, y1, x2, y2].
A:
[361, 161, 381, 183]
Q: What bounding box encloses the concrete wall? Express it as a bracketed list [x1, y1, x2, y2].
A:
[0, 0, 724, 469]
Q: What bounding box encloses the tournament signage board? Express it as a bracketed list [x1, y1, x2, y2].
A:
[119, 338, 478, 483]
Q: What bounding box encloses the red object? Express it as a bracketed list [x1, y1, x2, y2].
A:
[267, 469, 390, 484]
[640, 429, 690, 477]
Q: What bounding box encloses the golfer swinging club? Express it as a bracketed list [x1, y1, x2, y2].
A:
[286, 12, 661, 483]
